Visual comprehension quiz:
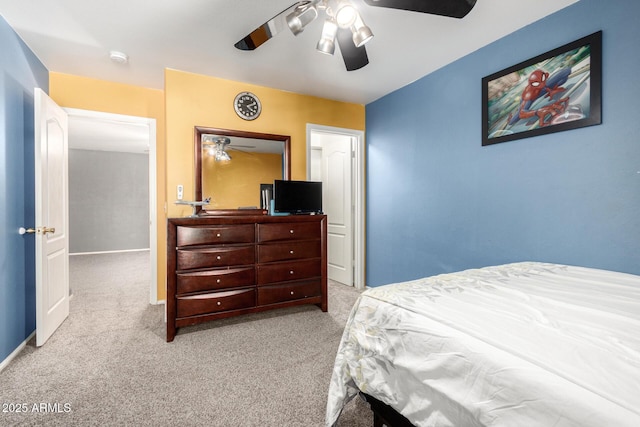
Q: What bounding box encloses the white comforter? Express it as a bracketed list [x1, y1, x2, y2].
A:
[326, 262, 640, 427]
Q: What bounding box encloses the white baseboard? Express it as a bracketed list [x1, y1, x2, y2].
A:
[70, 248, 150, 256]
[0, 331, 35, 373]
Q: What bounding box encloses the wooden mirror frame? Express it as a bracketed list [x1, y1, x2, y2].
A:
[194, 126, 291, 215]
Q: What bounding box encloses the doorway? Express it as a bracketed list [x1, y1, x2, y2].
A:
[307, 124, 365, 290]
[64, 108, 158, 303]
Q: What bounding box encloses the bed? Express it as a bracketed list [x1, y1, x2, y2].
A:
[326, 262, 640, 427]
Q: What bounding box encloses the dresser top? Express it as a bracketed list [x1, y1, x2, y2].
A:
[168, 214, 326, 226]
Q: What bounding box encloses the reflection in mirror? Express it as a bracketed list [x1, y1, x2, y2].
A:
[194, 127, 291, 214]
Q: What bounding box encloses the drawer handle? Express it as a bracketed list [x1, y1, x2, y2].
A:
[216, 233, 221, 237]
[290, 291, 294, 295]
[216, 279, 221, 283]
[290, 229, 294, 234]
[290, 270, 294, 274]
[289, 250, 294, 254]
[217, 301, 221, 306]
[216, 255, 222, 260]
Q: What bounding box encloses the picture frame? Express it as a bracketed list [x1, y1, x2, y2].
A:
[482, 31, 602, 146]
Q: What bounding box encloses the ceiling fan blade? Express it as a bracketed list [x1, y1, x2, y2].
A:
[336, 28, 369, 71]
[363, 0, 477, 19]
[234, 2, 303, 50]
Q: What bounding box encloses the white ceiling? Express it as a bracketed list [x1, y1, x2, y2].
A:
[68, 114, 150, 153]
[1, 0, 578, 105]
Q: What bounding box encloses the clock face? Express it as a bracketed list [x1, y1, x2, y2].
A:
[234, 92, 261, 120]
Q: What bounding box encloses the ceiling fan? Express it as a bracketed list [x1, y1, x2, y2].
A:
[202, 135, 257, 161]
[235, 0, 477, 71]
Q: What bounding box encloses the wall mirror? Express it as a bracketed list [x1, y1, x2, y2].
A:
[194, 126, 291, 214]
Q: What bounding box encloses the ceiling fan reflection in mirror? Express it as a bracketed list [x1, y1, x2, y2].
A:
[202, 135, 257, 162]
[235, 0, 477, 71]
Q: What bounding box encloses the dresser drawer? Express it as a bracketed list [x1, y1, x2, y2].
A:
[177, 246, 255, 270]
[177, 267, 255, 294]
[177, 224, 254, 247]
[257, 258, 321, 285]
[257, 280, 321, 305]
[257, 240, 321, 263]
[257, 222, 320, 243]
[176, 288, 256, 318]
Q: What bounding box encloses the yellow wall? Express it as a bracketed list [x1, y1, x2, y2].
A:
[50, 69, 365, 301]
[165, 69, 365, 219]
[203, 151, 282, 209]
[49, 72, 167, 300]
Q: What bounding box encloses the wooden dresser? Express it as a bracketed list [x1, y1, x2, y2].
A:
[166, 214, 327, 341]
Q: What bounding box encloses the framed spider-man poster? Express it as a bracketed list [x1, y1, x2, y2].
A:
[482, 31, 602, 146]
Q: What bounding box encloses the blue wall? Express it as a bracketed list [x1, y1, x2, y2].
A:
[0, 16, 48, 362]
[366, 0, 640, 286]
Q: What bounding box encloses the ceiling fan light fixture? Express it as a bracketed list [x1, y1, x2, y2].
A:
[316, 19, 338, 55]
[215, 137, 232, 162]
[203, 136, 233, 162]
[214, 149, 231, 162]
[335, 2, 358, 28]
[286, 2, 318, 36]
[351, 15, 373, 47]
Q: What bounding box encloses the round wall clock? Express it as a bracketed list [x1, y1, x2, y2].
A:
[234, 91, 262, 120]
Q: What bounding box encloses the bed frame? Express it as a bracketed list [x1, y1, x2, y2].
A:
[361, 393, 415, 427]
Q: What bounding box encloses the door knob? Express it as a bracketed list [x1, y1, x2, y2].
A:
[19, 226, 55, 235]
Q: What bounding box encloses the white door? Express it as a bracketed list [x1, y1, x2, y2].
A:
[317, 133, 353, 286]
[34, 88, 69, 346]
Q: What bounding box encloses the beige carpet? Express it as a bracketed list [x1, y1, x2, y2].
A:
[0, 251, 371, 426]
